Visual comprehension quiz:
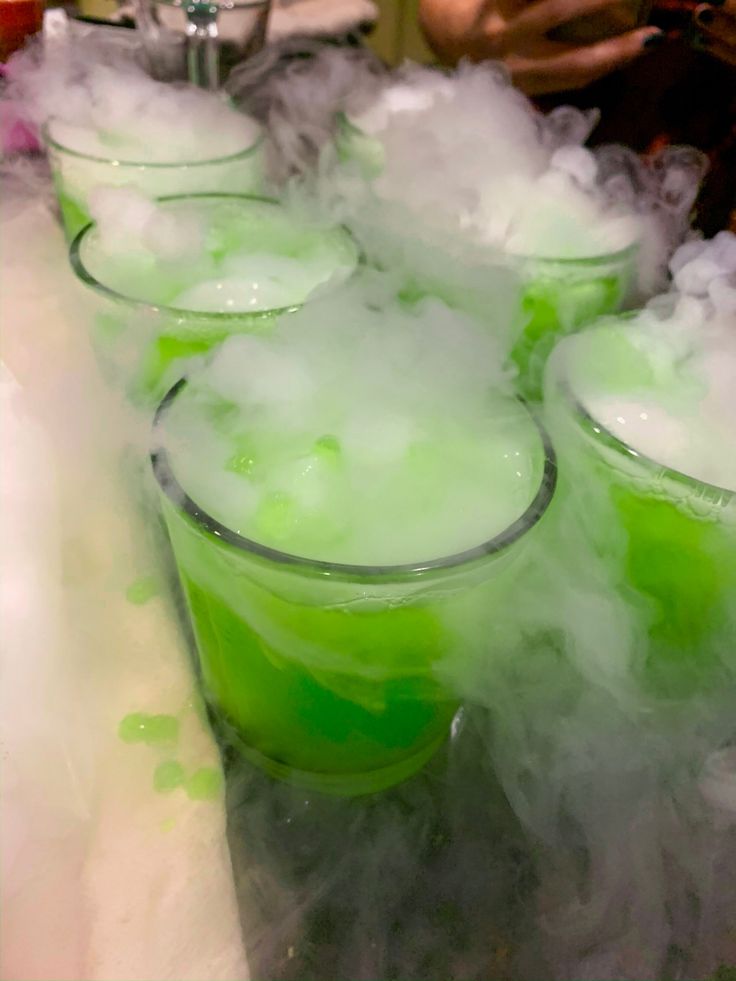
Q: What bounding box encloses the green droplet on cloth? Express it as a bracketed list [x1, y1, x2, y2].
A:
[118, 712, 179, 745]
[185, 766, 223, 801]
[154, 760, 185, 793]
[125, 575, 160, 605]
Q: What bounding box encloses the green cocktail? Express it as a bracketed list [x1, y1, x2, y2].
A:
[152, 308, 556, 795]
[544, 315, 736, 696]
[45, 111, 263, 242]
[334, 108, 637, 402]
[386, 243, 636, 402]
[70, 193, 359, 404]
[509, 245, 637, 401]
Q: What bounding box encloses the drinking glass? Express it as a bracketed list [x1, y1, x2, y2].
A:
[70, 192, 359, 403]
[152, 383, 557, 795]
[544, 323, 736, 696]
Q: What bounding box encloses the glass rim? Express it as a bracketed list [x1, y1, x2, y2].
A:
[555, 342, 735, 501]
[69, 192, 361, 322]
[44, 118, 263, 168]
[505, 237, 639, 268]
[151, 379, 558, 582]
[335, 112, 639, 267]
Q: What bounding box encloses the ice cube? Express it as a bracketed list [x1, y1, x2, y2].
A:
[254, 447, 347, 550]
[225, 436, 259, 477]
[204, 470, 260, 533]
[274, 461, 325, 514]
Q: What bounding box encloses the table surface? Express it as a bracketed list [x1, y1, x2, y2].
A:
[225, 712, 544, 981]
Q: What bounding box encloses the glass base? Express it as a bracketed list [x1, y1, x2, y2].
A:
[221, 718, 449, 797]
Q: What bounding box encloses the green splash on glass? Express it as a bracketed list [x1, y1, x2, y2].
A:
[118, 712, 179, 745]
[125, 574, 160, 605]
[185, 766, 223, 801]
[154, 760, 186, 793]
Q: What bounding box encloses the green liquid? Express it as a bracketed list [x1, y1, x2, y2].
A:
[91, 310, 285, 406]
[395, 258, 631, 403]
[154, 284, 553, 793]
[613, 483, 735, 691]
[545, 333, 736, 696]
[163, 496, 460, 793]
[89, 308, 276, 405]
[511, 270, 627, 402]
[57, 187, 91, 243]
[158, 488, 534, 794]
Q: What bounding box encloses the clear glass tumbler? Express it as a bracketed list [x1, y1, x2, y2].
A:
[46, 119, 264, 241]
[152, 382, 557, 795]
[70, 192, 359, 404]
[509, 243, 638, 401]
[544, 323, 736, 697]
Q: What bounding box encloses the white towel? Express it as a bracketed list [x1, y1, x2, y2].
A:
[0, 178, 248, 981]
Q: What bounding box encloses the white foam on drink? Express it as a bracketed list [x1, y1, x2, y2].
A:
[177, 251, 354, 313]
[81, 187, 357, 314]
[227, 50, 704, 294]
[8, 42, 260, 163]
[568, 235, 736, 490]
[339, 65, 671, 270]
[162, 277, 545, 566]
[349, 75, 456, 138]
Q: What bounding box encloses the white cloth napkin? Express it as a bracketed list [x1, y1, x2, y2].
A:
[0, 177, 248, 981]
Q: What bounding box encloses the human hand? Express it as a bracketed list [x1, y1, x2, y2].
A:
[692, 0, 736, 67]
[421, 0, 665, 95]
